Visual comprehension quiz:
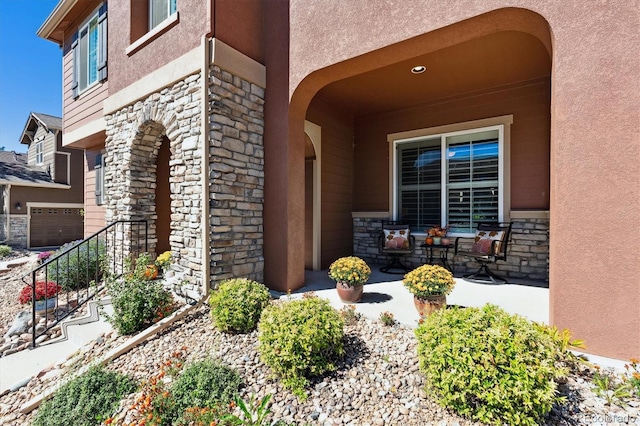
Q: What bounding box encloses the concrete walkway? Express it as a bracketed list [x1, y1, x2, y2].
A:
[0, 301, 113, 395]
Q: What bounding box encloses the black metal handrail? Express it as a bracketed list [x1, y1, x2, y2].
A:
[22, 220, 148, 348]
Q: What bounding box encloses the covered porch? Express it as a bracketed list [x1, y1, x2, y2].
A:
[299, 266, 548, 327]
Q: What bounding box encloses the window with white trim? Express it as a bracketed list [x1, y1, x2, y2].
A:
[95, 153, 105, 206]
[72, 4, 107, 98]
[35, 138, 44, 165]
[149, 0, 177, 30]
[394, 125, 504, 235]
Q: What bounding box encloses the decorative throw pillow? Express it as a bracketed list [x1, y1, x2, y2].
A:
[471, 230, 504, 255]
[384, 228, 410, 250]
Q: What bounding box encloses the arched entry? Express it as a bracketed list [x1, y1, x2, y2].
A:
[304, 120, 321, 270]
[155, 135, 171, 254]
[285, 7, 552, 285]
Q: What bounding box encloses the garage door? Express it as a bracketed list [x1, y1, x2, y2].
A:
[30, 207, 84, 248]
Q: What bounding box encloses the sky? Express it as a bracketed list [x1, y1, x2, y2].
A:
[0, 0, 61, 153]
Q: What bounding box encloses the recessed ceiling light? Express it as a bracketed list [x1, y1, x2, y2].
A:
[411, 65, 426, 74]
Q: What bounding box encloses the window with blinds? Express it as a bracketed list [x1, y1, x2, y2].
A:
[150, 0, 177, 30]
[395, 126, 502, 235]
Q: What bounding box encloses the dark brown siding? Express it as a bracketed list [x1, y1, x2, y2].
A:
[214, 0, 264, 63]
[306, 99, 354, 269]
[353, 77, 551, 211]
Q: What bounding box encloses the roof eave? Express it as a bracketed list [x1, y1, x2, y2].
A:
[37, 0, 78, 44]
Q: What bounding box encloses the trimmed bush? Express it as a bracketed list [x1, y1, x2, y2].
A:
[32, 365, 136, 426]
[0, 245, 11, 257]
[171, 359, 242, 413]
[106, 254, 175, 335]
[47, 239, 106, 291]
[415, 304, 566, 426]
[209, 278, 271, 333]
[258, 296, 344, 397]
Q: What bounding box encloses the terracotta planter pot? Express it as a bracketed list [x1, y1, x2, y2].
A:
[336, 282, 364, 303]
[413, 294, 446, 317]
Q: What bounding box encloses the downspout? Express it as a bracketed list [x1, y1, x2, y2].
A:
[200, 0, 213, 298]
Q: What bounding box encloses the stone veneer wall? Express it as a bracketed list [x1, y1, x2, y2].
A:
[8, 216, 28, 248]
[105, 74, 203, 294]
[353, 213, 549, 282]
[207, 65, 265, 283]
[0, 214, 6, 242]
[103, 67, 265, 294]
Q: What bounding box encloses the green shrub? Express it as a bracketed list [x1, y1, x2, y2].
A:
[47, 239, 106, 291]
[172, 359, 242, 413]
[106, 255, 175, 335]
[258, 296, 344, 397]
[151, 359, 242, 425]
[0, 245, 11, 257]
[32, 365, 136, 426]
[415, 304, 566, 426]
[209, 278, 272, 333]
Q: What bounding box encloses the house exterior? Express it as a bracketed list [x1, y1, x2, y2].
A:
[0, 113, 84, 248]
[38, 1, 639, 360]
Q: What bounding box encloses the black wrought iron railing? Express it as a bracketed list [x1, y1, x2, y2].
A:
[22, 220, 148, 348]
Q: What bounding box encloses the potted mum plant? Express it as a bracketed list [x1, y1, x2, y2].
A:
[19, 281, 62, 312]
[155, 250, 172, 275]
[328, 256, 371, 303]
[403, 264, 455, 316]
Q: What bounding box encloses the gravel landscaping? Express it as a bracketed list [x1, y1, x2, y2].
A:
[0, 253, 639, 425]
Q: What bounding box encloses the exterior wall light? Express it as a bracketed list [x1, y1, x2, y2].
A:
[15, 202, 21, 211]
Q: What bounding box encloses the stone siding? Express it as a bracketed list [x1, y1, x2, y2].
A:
[103, 66, 265, 294]
[105, 74, 203, 295]
[8, 216, 28, 248]
[353, 214, 549, 283]
[0, 214, 6, 242]
[208, 66, 265, 283]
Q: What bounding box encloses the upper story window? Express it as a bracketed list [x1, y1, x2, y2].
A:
[150, 0, 177, 30]
[35, 138, 44, 165]
[393, 124, 506, 236]
[72, 4, 107, 98]
[127, 0, 178, 55]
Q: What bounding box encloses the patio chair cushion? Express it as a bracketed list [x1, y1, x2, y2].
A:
[471, 230, 505, 255]
[383, 228, 411, 250]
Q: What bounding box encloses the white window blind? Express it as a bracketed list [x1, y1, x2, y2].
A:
[395, 126, 503, 234]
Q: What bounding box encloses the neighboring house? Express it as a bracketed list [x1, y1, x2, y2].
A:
[38, 1, 639, 360]
[0, 113, 84, 248]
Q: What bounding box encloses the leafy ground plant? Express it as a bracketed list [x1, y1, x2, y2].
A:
[209, 278, 272, 333]
[47, 238, 106, 291]
[33, 364, 136, 426]
[0, 245, 11, 257]
[258, 296, 344, 398]
[415, 304, 566, 426]
[106, 253, 175, 335]
[122, 348, 243, 426]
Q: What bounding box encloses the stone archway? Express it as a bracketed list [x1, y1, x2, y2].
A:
[104, 75, 203, 288]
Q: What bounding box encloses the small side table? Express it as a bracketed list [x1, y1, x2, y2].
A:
[420, 243, 453, 272]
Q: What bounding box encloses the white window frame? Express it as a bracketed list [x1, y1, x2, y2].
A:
[35, 138, 44, 165]
[76, 7, 101, 94]
[392, 121, 509, 237]
[149, 0, 177, 31]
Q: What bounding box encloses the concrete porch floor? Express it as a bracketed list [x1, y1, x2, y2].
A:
[294, 264, 549, 328]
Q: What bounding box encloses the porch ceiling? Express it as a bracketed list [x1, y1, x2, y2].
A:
[315, 30, 551, 117]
